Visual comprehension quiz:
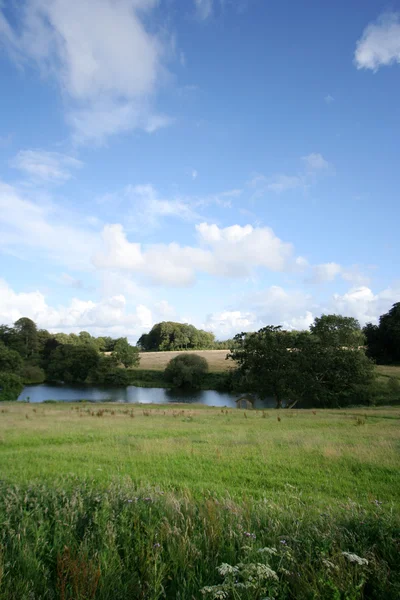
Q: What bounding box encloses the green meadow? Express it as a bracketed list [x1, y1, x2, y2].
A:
[0, 403, 399, 599]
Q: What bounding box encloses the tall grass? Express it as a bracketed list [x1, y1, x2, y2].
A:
[0, 481, 399, 599]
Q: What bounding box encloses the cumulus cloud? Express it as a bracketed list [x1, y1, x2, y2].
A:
[0, 278, 155, 341]
[332, 285, 400, 325]
[0, 0, 172, 143]
[302, 153, 330, 171]
[308, 262, 370, 285]
[10, 149, 82, 183]
[355, 12, 400, 71]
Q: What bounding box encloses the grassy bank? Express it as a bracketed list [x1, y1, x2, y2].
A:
[1, 404, 400, 598]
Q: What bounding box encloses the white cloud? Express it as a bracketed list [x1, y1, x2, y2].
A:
[0, 277, 157, 342]
[302, 153, 329, 171]
[59, 273, 84, 289]
[250, 152, 332, 197]
[10, 149, 82, 183]
[99, 184, 201, 230]
[0, 179, 99, 269]
[332, 285, 400, 325]
[355, 12, 400, 71]
[309, 262, 342, 283]
[192, 169, 198, 179]
[194, 0, 214, 20]
[0, 0, 172, 143]
[204, 310, 258, 337]
[94, 222, 294, 285]
[324, 94, 334, 104]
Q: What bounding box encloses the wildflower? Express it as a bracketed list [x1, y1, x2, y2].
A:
[280, 539, 287, 545]
[243, 531, 256, 539]
[374, 499, 382, 506]
[258, 547, 278, 555]
[153, 543, 161, 549]
[342, 552, 368, 566]
[217, 563, 239, 576]
[322, 559, 338, 571]
[127, 499, 133, 503]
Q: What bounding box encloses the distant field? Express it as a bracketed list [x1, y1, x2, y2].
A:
[375, 364, 400, 379]
[137, 349, 233, 372]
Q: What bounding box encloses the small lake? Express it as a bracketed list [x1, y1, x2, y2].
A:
[18, 384, 276, 409]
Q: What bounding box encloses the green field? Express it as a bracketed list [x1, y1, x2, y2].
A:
[136, 349, 233, 372]
[1, 403, 399, 599]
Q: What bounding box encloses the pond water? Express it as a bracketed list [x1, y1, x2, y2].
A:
[18, 384, 276, 409]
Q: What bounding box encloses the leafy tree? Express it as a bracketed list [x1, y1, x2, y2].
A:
[310, 314, 365, 348]
[228, 327, 298, 408]
[13, 317, 39, 359]
[0, 373, 24, 401]
[0, 342, 23, 374]
[377, 302, 400, 363]
[21, 365, 46, 384]
[86, 355, 130, 386]
[112, 338, 139, 368]
[229, 325, 374, 408]
[164, 354, 208, 389]
[294, 333, 374, 407]
[47, 344, 100, 383]
[138, 322, 215, 351]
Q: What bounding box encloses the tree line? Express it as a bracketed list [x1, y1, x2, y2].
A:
[137, 321, 238, 351]
[0, 318, 139, 401]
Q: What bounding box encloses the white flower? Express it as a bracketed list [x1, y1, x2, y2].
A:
[258, 547, 278, 555]
[342, 552, 368, 566]
[217, 563, 239, 576]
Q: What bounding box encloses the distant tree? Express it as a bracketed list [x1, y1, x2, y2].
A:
[363, 322, 383, 362]
[0, 342, 23, 374]
[138, 322, 215, 351]
[164, 353, 208, 389]
[113, 338, 139, 368]
[310, 314, 365, 348]
[78, 331, 93, 345]
[294, 333, 374, 407]
[228, 327, 298, 408]
[20, 365, 46, 384]
[87, 355, 130, 386]
[13, 317, 38, 358]
[229, 324, 374, 408]
[377, 303, 400, 363]
[0, 373, 24, 401]
[47, 344, 100, 383]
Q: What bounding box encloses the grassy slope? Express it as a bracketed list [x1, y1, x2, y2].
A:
[1, 403, 399, 508]
[375, 364, 400, 379]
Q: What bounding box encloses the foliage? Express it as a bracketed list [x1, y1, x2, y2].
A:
[164, 353, 209, 389]
[138, 321, 215, 351]
[228, 326, 299, 408]
[0, 481, 398, 599]
[0, 372, 24, 401]
[310, 314, 365, 347]
[364, 302, 400, 364]
[229, 322, 374, 408]
[87, 356, 131, 386]
[0, 341, 23, 374]
[113, 337, 140, 368]
[20, 364, 46, 384]
[47, 344, 100, 383]
[13, 317, 39, 359]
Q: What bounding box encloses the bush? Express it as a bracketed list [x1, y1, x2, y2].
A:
[164, 353, 208, 389]
[21, 365, 46, 384]
[0, 372, 24, 401]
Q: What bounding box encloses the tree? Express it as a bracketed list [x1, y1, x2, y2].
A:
[228, 327, 298, 408]
[112, 338, 139, 368]
[0, 373, 24, 401]
[47, 345, 100, 383]
[0, 342, 23, 374]
[137, 322, 215, 351]
[294, 333, 374, 407]
[164, 354, 208, 389]
[12, 317, 39, 359]
[229, 325, 374, 409]
[310, 314, 365, 348]
[20, 365, 46, 384]
[377, 303, 400, 363]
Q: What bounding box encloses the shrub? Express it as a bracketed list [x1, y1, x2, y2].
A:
[164, 353, 208, 389]
[0, 372, 24, 401]
[21, 365, 46, 384]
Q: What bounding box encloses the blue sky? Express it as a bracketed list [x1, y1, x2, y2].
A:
[0, 0, 399, 341]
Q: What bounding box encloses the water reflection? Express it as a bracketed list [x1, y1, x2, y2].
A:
[18, 384, 277, 409]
